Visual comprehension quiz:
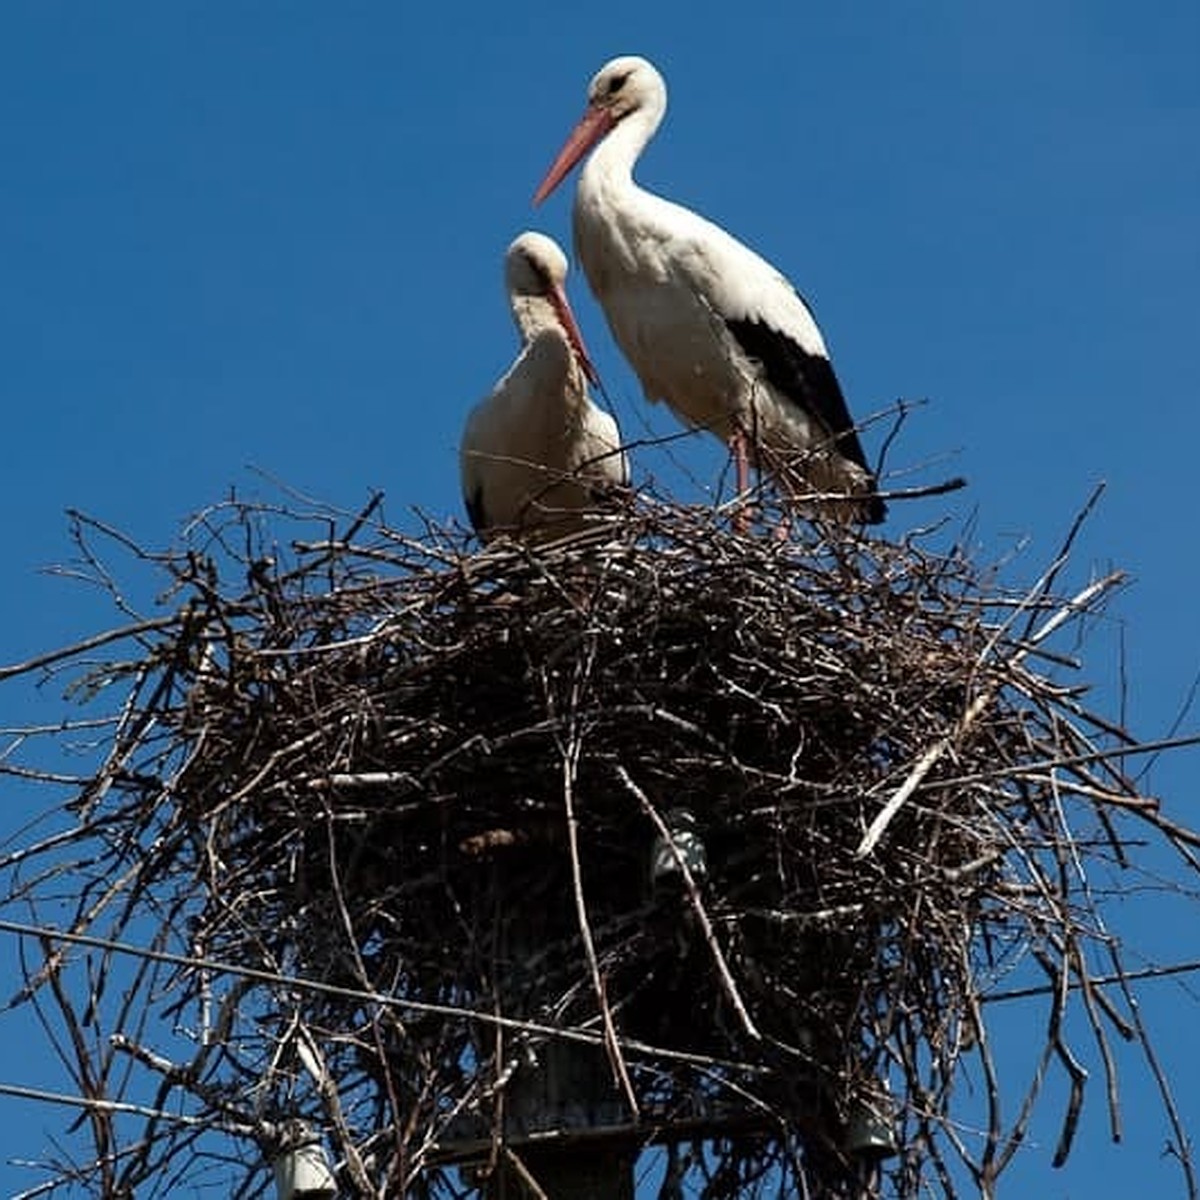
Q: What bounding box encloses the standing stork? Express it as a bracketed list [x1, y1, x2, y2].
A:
[534, 55, 885, 525]
[460, 231, 628, 543]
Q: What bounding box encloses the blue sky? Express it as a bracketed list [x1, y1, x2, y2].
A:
[1, 2, 1198, 1194]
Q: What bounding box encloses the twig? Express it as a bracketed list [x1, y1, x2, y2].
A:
[856, 571, 1127, 858]
[0, 614, 179, 683]
[617, 764, 761, 1042]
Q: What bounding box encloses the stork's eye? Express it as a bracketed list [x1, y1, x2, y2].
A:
[606, 72, 630, 96]
[522, 254, 550, 285]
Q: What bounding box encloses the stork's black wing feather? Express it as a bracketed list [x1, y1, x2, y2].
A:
[464, 487, 487, 536]
[725, 317, 872, 474]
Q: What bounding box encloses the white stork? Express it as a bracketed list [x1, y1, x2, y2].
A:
[459, 231, 628, 542]
[534, 55, 885, 525]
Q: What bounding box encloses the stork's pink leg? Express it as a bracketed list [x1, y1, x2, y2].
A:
[729, 429, 750, 534]
[731, 428, 750, 498]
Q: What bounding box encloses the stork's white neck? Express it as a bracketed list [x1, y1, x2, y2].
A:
[509, 293, 560, 344]
[579, 93, 665, 202]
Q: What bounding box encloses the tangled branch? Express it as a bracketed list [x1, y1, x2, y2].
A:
[1, 489, 1197, 1198]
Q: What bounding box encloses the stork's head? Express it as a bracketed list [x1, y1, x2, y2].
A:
[533, 55, 667, 206]
[504, 231, 598, 386]
[585, 56, 663, 123]
[505, 231, 569, 299]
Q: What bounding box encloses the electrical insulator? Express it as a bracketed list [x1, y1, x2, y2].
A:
[844, 1092, 899, 1159]
[651, 808, 708, 891]
[271, 1121, 338, 1199]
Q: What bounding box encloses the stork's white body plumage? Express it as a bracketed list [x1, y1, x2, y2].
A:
[459, 231, 627, 542]
[535, 56, 884, 524]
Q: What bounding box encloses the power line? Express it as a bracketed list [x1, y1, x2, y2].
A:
[984, 957, 1200, 1003]
[7, 913, 1200, 1020]
[0, 916, 749, 1073]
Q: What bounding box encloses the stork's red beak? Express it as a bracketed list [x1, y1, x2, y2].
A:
[547, 282, 600, 387]
[533, 105, 615, 205]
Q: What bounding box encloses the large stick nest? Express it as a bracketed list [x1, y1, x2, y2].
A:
[2, 491, 1197, 1199]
